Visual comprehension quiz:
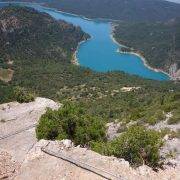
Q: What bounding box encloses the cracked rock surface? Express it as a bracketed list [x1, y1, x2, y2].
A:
[0, 97, 60, 179]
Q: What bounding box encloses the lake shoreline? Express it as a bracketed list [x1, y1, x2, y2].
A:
[71, 37, 92, 66]
[110, 24, 171, 80]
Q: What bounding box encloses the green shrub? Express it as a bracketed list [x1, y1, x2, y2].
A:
[36, 102, 106, 145]
[113, 126, 163, 167]
[147, 110, 165, 125]
[14, 86, 35, 103]
[91, 126, 163, 167]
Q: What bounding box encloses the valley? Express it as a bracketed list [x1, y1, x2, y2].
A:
[1, 1, 180, 79]
[0, 1, 180, 180]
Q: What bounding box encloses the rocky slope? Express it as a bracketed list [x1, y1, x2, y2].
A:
[0, 97, 60, 179]
[0, 98, 179, 180]
[14, 139, 180, 180]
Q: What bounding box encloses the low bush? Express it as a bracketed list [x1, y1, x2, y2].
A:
[14, 86, 35, 103]
[36, 102, 106, 145]
[91, 126, 163, 167]
[147, 110, 165, 125]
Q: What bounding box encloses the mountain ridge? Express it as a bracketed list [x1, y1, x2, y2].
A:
[3, 0, 180, 22]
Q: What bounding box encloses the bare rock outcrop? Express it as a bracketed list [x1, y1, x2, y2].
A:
[15, 139, 180, 180]
[160, 137, 180, 168]
[106, 122, 121, 140]
[149, 112, 180, 132]
[0, 97, 60, 179]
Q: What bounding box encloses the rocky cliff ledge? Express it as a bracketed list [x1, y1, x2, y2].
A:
[0, 98, 179, 180]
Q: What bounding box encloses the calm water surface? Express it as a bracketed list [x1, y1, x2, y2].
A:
[0, 2, 170, 80]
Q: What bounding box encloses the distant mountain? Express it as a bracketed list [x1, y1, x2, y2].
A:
[4, 0, 180, 22]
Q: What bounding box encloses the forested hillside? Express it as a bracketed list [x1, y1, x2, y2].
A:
[113, 20, 180, 78]
[0, 6, 180, 127]
[0, 6, 89, 63]
[4, 0, 180, 22]
[0, 5, 90, 99]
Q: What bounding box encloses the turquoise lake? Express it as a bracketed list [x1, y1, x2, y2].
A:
[0, 2, 170, 81]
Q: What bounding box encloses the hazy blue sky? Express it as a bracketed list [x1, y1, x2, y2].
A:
[167, 0, 180, 3]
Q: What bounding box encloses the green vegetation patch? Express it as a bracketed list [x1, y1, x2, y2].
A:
[36, 101, 163, 167]
[13, 86, 35, 103]
[36, 102, 106, 145]
[91, 126, 163, 167]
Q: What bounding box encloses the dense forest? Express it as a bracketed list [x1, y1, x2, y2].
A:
[113, 20, 180, 74]
[0, 6, 89, 63]
[4, 0, 180, 22]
